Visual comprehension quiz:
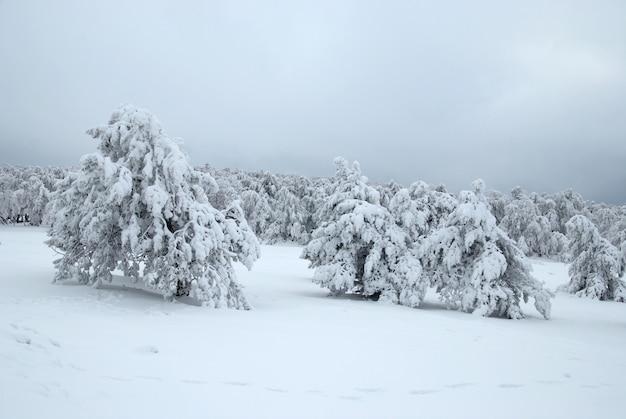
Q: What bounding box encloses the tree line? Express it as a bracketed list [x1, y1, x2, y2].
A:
[1, 104, 624, 314]
[2, 162, 624, 259]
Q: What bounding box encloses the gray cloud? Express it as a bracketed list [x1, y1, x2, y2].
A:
[1, 0, 625, 203]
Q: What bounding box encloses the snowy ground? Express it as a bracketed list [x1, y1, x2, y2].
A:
[1, 226, 625, 419]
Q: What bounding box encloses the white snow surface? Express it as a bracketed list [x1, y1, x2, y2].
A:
[1, 226, 625, 419]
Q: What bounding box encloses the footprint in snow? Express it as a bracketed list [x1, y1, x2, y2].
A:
[101, 375, 133, 382]
[135, 345, 159, 354]
[355, 387, 385, 393]
[14, 334, 32, 345]
[339, 395, 362, 401]
[499, 383, 524, 389]
[181, 379, 209, 385]
[223, 381, 250, 387]
[410, 389, 439, 395]
[265, 387, 288, 393]
[305, 390, 327, 397]
[445, 383, 476, 389]
[136, 375, 161, 381]
[536, 380, 563, 386]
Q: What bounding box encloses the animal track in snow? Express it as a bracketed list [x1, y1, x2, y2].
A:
[339, 395, 362, 401]
[101, 375, 133, 382]
[135, 345, 159, 354]
[223, 380, 250, 386]
[355, 387, 386, 393]
[536, 380, 563, 385]
[499, 383, 524, 389]
[444, 382, 476, 389]
[14, 334, 32, 345]
[181, 379, 209, 385]
[266, 387, 288, 393]
[410, 389, 439, 395]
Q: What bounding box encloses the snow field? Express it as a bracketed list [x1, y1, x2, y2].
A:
[1, 226, 625, 418]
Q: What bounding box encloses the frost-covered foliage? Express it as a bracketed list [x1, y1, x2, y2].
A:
[221, 169, 317, 245]
[420, 180, 552, 319]
[5, 157, 625, 267]
[0, 165, 66, 225]
[406, 180, 458, 236]
[262, 186, 309, 244]
[496, 188, 568, 259]
[388, 188, 427, 243]
[499, 188, 539, 244]
[589, 204, 626, 267]
[222, 200, 261, 270]
[47, 105, 258, 308]
[562, 215, 626, 302]
[554, 189, 587, 234]
[301, 157, 427, 307]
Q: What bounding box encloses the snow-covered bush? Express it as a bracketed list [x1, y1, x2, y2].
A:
[301, 157, 427, 307]
[47, 104, 258, 308]
[420, 180, 552, 319]
[561, 215, 626, 302]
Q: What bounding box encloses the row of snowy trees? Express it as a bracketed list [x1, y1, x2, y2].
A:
[302, 158, 626, 314]
[301, 158, 552, 319]
[0, 165, 66, 224]
[3, 104, 625, 311]
[3, 164, 624, 261]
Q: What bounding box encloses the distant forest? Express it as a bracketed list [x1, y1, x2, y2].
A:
[1, 163, 624, 263]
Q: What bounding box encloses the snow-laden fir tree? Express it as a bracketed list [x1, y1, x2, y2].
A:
[301, 157, 427, 307]
[497, 188, 567, 259]
[561, 215, 626, 302]
[407, 180, 458, 236]
[262, 186, 308, 244]
[420, 180, 552, 319]
[47, 104, 259, 308]
[388, 188, 428, 244]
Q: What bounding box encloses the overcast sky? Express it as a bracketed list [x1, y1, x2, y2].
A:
[1, 0, 625, 204]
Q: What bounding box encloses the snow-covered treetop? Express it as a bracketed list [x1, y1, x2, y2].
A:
[471, 179, 486, 197]
[331, 157, 380, 205]
[87, 104, 218, 196]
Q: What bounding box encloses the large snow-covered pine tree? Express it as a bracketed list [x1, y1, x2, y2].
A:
[420, 180, 552, 319]
[562, 215, 625, 302]
[301, 157, 426, 307]
[47, 104, 258, 308]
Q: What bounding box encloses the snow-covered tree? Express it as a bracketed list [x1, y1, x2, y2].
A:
[388, 188, 427, 244]
[222, 200, 261, 270]
[407, 180, 458, 235]
[301, 157, 427, 307]
[499, 188, 538, 244]
[263, 186, 308, 244]
[239, 189, 273, 238]
[420, 180, 552, 319]
[561, 215, 626, 302]
[521, 216, 568, 259]
[47, 104, 258, 308]
[554, 189, 587, 234]
[0, 165, 66, 225]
